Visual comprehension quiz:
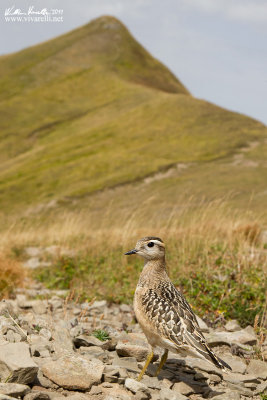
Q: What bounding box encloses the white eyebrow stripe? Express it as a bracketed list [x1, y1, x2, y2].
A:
[149, 240, 165, 247]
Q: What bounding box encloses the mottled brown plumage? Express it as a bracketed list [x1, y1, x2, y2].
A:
[125, 237, 231, 380]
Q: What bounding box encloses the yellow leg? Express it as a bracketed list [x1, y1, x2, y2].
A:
[155, 349, 168, 377]
[137, 351, 154, 381]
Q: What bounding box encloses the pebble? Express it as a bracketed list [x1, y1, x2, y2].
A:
[225, 320, 241, 332]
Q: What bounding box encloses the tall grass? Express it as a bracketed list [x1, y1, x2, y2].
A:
[0, 198, 266, 327]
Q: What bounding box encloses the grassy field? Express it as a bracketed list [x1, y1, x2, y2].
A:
[1, 199, 266, 330]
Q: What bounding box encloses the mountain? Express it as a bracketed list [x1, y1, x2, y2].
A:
[0, 16, 266, 217]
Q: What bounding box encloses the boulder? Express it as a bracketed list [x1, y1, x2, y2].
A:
[0, 342, 38, 384]
[0, 383, 30, 398]
[41, 356, 104, 390]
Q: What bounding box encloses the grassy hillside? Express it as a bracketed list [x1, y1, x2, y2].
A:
[0, 16, 266, 215]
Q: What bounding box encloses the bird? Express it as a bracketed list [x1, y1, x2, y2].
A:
[125, 236, 231, 381]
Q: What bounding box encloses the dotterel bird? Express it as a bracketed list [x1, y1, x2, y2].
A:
[125, 237, 231, 381]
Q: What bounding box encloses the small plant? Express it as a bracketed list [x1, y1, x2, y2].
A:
[33, 324, 42, 333]
[92, 329, 110, 342]
[260, 394, 267, 400]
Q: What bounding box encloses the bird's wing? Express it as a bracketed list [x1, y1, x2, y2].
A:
[142, 282, 231, 371]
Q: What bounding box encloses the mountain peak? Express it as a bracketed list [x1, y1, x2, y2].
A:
[82, 16, 190, 95]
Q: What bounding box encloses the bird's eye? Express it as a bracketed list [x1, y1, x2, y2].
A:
[147, 242, 154, 248]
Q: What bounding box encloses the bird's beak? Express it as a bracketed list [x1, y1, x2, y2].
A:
[124, 249, 137, 255]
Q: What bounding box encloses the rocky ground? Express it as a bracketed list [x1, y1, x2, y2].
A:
[0, 283, 266, 400]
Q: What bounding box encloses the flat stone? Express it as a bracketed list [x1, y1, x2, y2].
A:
[62, 395, 90, 400]
[205, 329, 257, 346]
[219, 355, 246, 374]
[112, 355, 140, 373]
[120, 304, 132, 313]
[246, 359, 267, 379]
[226, 383, 254, 397]
[159, 388, 188, 400]
[177, 357, 223, 376]
[141, 376, 161, 390]
[172, 381, 205, 396]
[254, 380, 267, 395]
[225, 320, 241, 332]
[0, 342, 38, 384]
[5, 331, 21, 343]
[41, 355, 104, 390]
[212, 391, 240, 400]
[0, 395, 18, 400]
[73, 334, 103, 348]
[116, 333, 150, 362]
[0, 383, 30, 398]
[124, 378, 149, 397]
[223, 372, 260, 384]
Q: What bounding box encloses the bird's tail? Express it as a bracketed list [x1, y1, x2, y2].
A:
[204, 344, 232, 371]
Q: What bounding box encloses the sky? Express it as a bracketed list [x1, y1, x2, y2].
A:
[1, 0, 267, 124]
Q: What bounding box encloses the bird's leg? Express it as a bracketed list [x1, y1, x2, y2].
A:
[155, 349, 168, 377]
[137, 351, 154, 381]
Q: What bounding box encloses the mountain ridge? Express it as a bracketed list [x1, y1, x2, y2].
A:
[0, 16, 266, 215]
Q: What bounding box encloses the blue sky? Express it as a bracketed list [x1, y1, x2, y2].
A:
[1, 0, 267, 124]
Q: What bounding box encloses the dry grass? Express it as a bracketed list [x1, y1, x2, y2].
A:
[0, 198, 266, 329]
[0, 253, 27, 298]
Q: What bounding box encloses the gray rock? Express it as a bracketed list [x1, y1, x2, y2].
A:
[74, 334, 103, 347]
[223, 372, 260, 384]
[39, 329, 52, 341]
[23, 391, 53, 400]
[69, 326, 84, 338]
[141, 376, 161, 390]
[212, 391, 240, 400]
[32, 301, 47, 315]
[0, 395, 18, 400]
[195, 315, 209, 332]
[0, 342, 38, 384]
[246, 358, 267, 379]
[172, 381, 205, 396]
[205, 329, 257, 346]
[254, 380, 267, 395]
[177, 356, 223, 376]
[0, 383, 30, 398]
[36, 370, 58, 389]
[112, 355, 140, 373]
[220, 355, 246, 374]
[0, 301, 15, 317]
[159, 388, 188, 400]
[47, 298, 62, 312]
[116, 333, 151, 362]
[120, 304, 132, 313]
[62, 395, 90, 400]
[41, 356, 104, 390]
[225, 320, 241, 332]
[124, 378, 149, 397]
[5, 330, 21, 343]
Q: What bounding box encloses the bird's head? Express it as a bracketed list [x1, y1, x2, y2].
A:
[125, 237, 165, 261]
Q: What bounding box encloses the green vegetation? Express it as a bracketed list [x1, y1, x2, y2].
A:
[93, 329, 111, 342]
